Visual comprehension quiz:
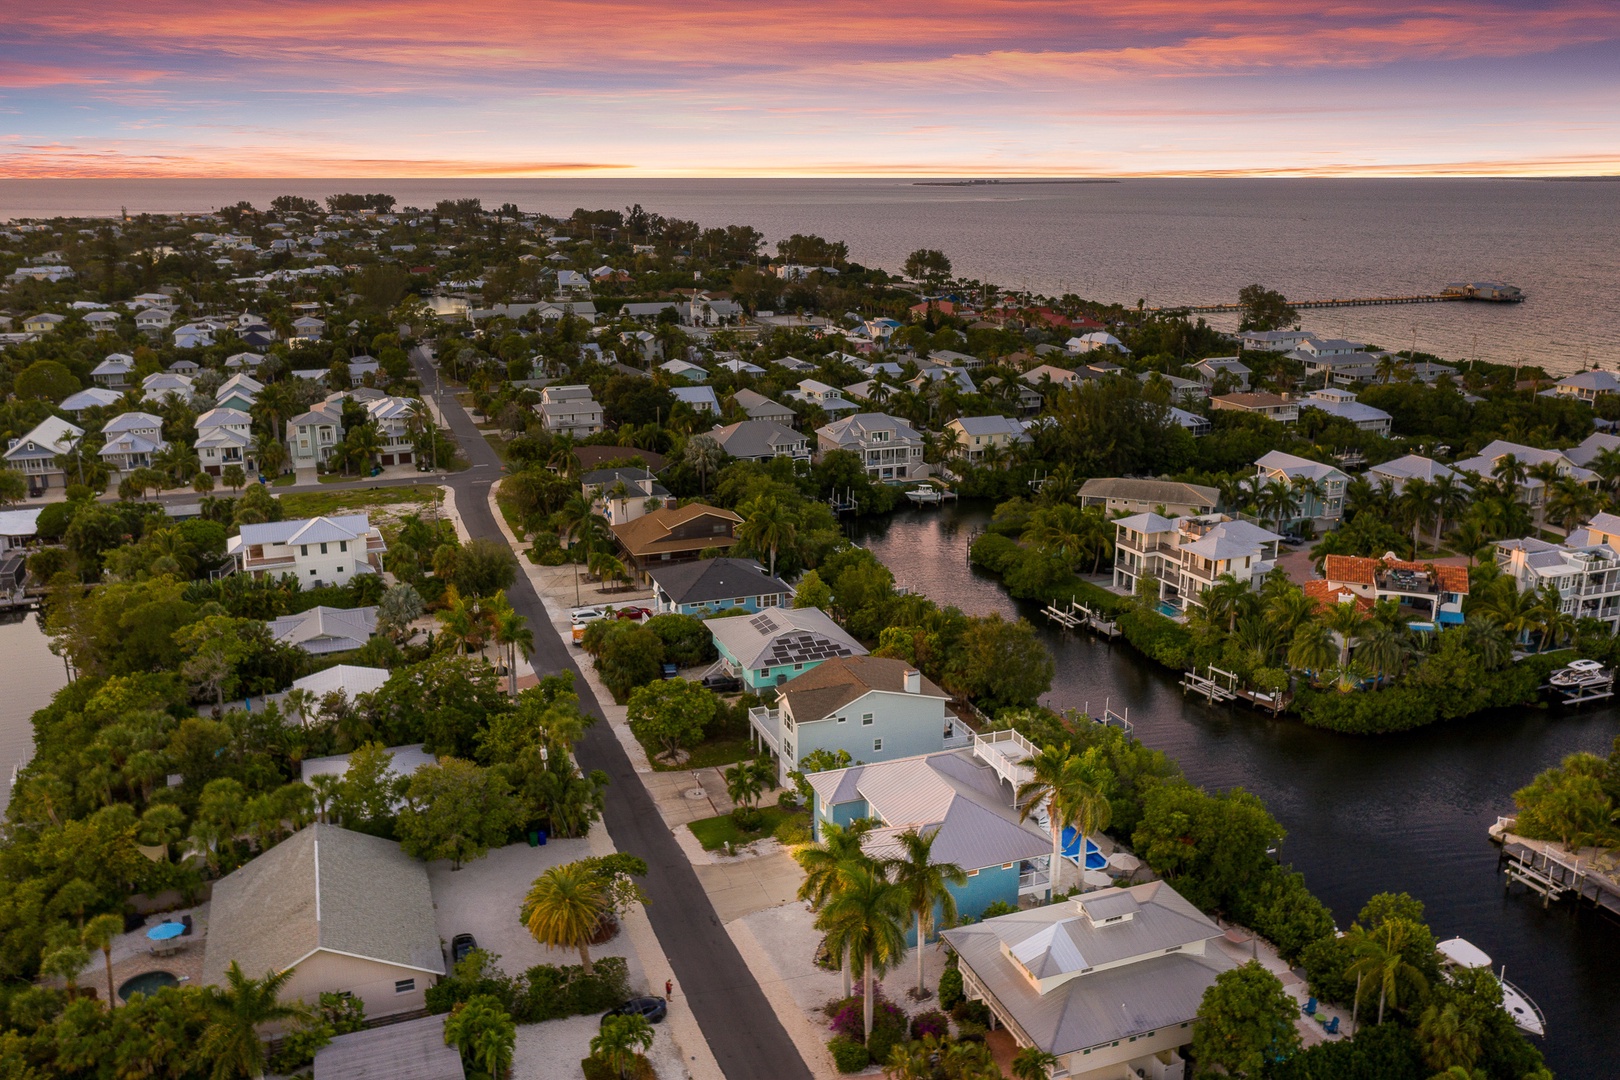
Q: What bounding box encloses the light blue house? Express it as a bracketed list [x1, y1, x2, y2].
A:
[648, 557, 791, 616]
[805, 741, 1054, 932]
[709, 606, 866, 693]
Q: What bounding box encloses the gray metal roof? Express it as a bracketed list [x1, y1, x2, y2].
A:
[708, 606, 866, 670]
[267, 606, 378, 653]
[649, 557, 789, 605]
[710, 419, 806, 459]
[238, 514, 373, 547]
[1079, 477, 1219, 507]
[314, 1014, 464, 1080]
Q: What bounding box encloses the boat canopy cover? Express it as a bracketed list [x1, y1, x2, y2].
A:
[1437, 937, 1492, 968]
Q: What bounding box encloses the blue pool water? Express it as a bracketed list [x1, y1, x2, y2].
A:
[1060, 828, 1109, 870]
[118, 970, 178, 1001]
[1156, 601, 1180, 618]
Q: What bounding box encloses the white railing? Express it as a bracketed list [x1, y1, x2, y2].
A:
[942, 734, 974, 750]
[748, 707, 783, 756]
[972, 729, 1036, 790]
[1018, 869, 1050, 894]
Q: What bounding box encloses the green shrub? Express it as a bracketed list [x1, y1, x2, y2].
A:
[773, 814, 811, 845]
[978, 900, 1016, 920]
[865, 1025, 902, 1067]
[645, 613, 717, 667]
[955, 1019, 988, 1042]
[428, 952, 630, 1023]
[951, 999, 990, 1026]
[582, 1053, 655, 1080]
[730, 806, 763, 831]
[827, 1037, 870, 1073]
[937, 965, 964, 1011]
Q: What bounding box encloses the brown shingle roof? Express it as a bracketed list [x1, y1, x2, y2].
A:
[612, 503, 742, 558]
[781, 656, 947, 722]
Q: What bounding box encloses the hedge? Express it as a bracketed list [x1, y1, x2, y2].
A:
[1295, 653, 1558, 734]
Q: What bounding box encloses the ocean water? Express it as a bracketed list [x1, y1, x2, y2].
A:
[0, 177, 1616, 372]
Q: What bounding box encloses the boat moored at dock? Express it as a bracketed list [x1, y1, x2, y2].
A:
[1437, 937, 1546, 1037]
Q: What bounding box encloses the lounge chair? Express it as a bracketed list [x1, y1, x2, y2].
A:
[1324, 1016, 1340, 1035]
[180, 915, 193, 937]
[1302, 996, 1317, 1016]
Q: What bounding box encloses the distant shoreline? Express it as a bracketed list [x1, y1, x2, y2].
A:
[911, 178, 1122, 187]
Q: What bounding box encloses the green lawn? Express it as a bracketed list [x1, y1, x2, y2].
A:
[687, 806, 806, 851]
[279, 486, 444, 517]
[270, 473, 296, 487]
[629, 721, 758, 772]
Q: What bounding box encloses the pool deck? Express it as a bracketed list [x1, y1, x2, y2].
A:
[64, 904, 209, 1004]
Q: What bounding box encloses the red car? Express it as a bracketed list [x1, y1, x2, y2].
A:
[612, 607, 652, 621]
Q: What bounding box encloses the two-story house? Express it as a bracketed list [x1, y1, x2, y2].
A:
[816, 413, 927, 483]
[611, 503, 742, 577]
[748, 655, 951, 783]
[1552, 370, 1620, 403]
[1079, 478, 1219, 519]
[1209, 392, 1298, 423]
[942, 882, 1235, 1080]
[195, 407, 256, 477]
[1453, 440, 1599, 513]
[1367, 454, 1465, 494]
[364, 395, 418, 465]
[98, 412, 168, 474]
[1237, 329, 1312, 352]
[1254, 450, 1349, 523]
[1300, 387, 1392, 435]
[1322, 554, 1469, 627]
[732, 389, 798, 426]
[141, 372, 195, 405]
[1112, 513, 1282, 616]
[805, 743, 1053, 925]
[945, 416, 1030, 463]
[583, 467, 669, 526]
[709, 419, 810, 463]
[709, 606, 867, 695]
[1492, 513, 1620, 636]
[1189, 356, 1251, 390]
[3, 416, 84, 495]
[228, 515, 387, 589]
[215, 372, 264, 413]
[286, 401, 345, 470]
[789, 379, 857, 417]
[649, 557, 791, 616]
[91, 354, 135, 389]
[538, 385, 605, 437]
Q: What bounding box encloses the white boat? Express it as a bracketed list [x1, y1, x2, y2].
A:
[1436, 938, 1546, 1036]
[1548, 658, 1609, 689]
[904, 485, 944, 505]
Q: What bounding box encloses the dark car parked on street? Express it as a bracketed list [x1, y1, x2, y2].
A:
[700, 672, 742, 693]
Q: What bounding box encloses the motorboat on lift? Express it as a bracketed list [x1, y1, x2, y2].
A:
[1547, 658, 1609, 689]
[1436, 938, 1546, 1037]
[904, 483, 945, 505]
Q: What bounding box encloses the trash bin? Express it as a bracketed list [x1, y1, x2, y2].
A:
[527, 830, 539, 847]
[536, 829, 548, 846]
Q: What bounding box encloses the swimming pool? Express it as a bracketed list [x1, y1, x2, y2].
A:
[1059, 827, 1109, 871]
[118, 970, 178, 1001]
[1155, 601, 1180, 618]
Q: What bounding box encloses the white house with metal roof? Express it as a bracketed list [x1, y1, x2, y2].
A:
[1452, 439, 1598, 512]
[709, 419, 810, 463]
[1113, 513, 1282, 616]
[1367, 454, 1466, 493]
[941, 882, 1235, 1080]
[1552, 369, 1620, 403]
[709, 606, 867, 693]
[816, 413, 927, 482]
[91, 354, 135, 388]
[1300, 387, 1392, 436]
[0, 508, 42, 554]
[284, 665, 394, 724]
[267, 605, 379, 654]
[229, 514, 386, 587]
[732, 388, 797, 425]
[1254, 450, 1350, 523]
[4, 416, 84, 495]
[98, 412, 169, 473]
[59, 387, 124, 416]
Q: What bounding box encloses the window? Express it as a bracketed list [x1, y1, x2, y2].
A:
[872, 738, 882, 752]
[300, 544, 308, 556]
[394, 979, 415, 994]
[837, 715, 847, 723]
[339, 540, 348, 552]
[758, 669, 768, 679]
[1002, 863, 1014, 870]
[861, 712, 873, 726]
[320, 542, 328, 555]
[965, 868, 979, 877]
[309, 569, 317, 576]
[795, 663, 804, 671]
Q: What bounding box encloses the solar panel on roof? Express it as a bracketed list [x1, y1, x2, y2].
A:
[749, 612, 779, 634]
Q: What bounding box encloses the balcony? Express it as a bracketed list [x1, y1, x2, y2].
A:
[971, 729, 1036, 794]
[748, 706, 783, 757]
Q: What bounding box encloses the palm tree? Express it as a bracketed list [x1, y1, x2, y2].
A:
[1322, 600, 1368, 686]
[1418, 1000, 1483, 1076]
[344, 421, 384, 474]
[436, 585, 491, 656]
[1547, 476, 1601, 531]
[1259, 478, 1298, 536]
[683, 433, 724, 496]
[1016, 744, 1111, 899]
[1451, 519, 1487, 566]
[816, 865, 909, 1041]
[883, 827, 967, 997]
[1287, 621, 1337, 681]
[1491, 454, 1527, 499]
[1430, 474, 1470, 549]
[1536, 586, 1575, 653]
[521, 862, 608, 972]
[1590, 447, 1620, 497]
[1474, 580, 1541, 647]
[1265, 589, 1317, 638]
[1358, 621, 1411, 683]
[738, 495, 797, 577]
[796, 821, 876, 997]
[1201, 573, 1252, 634]
[1526, 462, 1563, 532]
[253, 431, 286, 478]
[548, 432, 579, 475]
[590, 1015, 653, 1080]
[1462, 617, 1513, 669]
[1022, 504, 1087, 570]
[1346, 920, 1429, 1026]
[83, 912, 123, 1009]
[1011, 1047, 1062, 1080]
[724, 759, 765, 810]
[1398, 478, 1436, 557]
[445, 995, 518, 1079]
[487, 592, 533, 701]
[197, 962, 312, 1080]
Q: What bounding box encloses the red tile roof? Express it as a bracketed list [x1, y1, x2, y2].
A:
[1304, 578, 1375, 614]
[1322, 554, 1470, 595]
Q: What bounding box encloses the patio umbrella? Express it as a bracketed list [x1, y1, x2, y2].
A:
[1107, 851, 1141, 872]
[146, 922, 184, 941]
[1082, 869, 1114, 889]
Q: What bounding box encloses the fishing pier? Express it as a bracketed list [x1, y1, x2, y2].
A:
[1150, 282, 1524, 316]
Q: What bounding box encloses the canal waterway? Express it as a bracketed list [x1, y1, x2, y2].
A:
[854, 502, 1620, 1078]
[0, 613, 68, 813]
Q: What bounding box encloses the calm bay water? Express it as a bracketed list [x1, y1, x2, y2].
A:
[1, 178, 1616, 373]
[0, 614, 67, 812]
[854, 503, 1620, 1079]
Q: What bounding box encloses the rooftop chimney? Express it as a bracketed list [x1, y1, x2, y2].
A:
[903, 669, 921, 694]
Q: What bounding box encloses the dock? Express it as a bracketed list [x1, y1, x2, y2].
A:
[1493, 823, 1620, 918]
[1149, 288, 1524, 315]
[1181, 665, 1291, 715]
[1041, 598, 1120, 640]
[1539, 670, 1615, 707]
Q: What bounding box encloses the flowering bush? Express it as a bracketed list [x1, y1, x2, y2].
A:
[910, 1009, 949, 1041]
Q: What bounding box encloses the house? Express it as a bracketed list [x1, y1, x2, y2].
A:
[1452, 440, 1598, 509]
[788, 379, 857, 416]
[1300, 387, 1392, 435]
[582, 467, 669, 526]
[709, 419, 810, 463]
[59, 387, 124, 415]
[3, 416, 84, 494]
[1112, 513, 1282, 615]
[1210, 392, 1298, 423]
[230, 514, 386, 587]
[133, 308, 173, 333]
[301, 743, 433, 794]
[1495, 531, 1620, 633]
[1290, 347, 1383, 387]
[671, 385, 721, 415]
[982, 376, 1044, 416]
[224, 352, 266, 371]
[658, 359, 708, 383]
[1137, 371, 1207, 404]
[99, 412, 168, 473]
[291, 316, 326, 341]
[537, 385, 605, 437]
[362, 396, 418, 465]
[1554, 370, 1620, 403]
[709, 606, 867, 694]
[22, 313, 67, 334]
[202, 825, 443, 1019]
[1367, 454, 1466, 493]
[141, 372, 195, 405]
[1565, 432, 1620, 468]
[1079, 478, 1220, 519]
[313, 1014, 464, 1080]
[1254, 450, 1349, 523]
[940, 882, 1235, 1080]
[1322, 554, 1469, 626]
[816, 413, 927, 482]
[287, 401, 345, 469]
[267, 606, 380, 654]
[91, 354, 135, 388]
[1238, 329, 1312, 352]
[0, 508, 42, 554]
[1020, 365, 1083, 390]
[805, 741, 1055, 917]
[172, 323, 216, 349]
[649, 557, 791, 616]
[750, 655, 955, 785]
[732, 389, 797, 426]
[196, 408, 257, 477]
[1066, 331, 1130, 355]
[929, 349, 985, 372]
[611, 503, 742, 576]
[1189, 356, 1251, 390]
[346, 357, 381, 386]
[945, 416, 1029, 463]
[215, 372, 264, 412]
[1168, 407, 1212, 437]
[572, 445, 667, 474]
[285, 666, 394, 725]
[168, 358, 201, 375]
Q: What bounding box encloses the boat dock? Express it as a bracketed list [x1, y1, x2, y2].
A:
[1181, 665, 1290, 715]
[1493, 822, 1620, 917]
[1150, 285, 1524, 315]
[1540, 662, 1615, 706]
[1041, 598, 1120, 640]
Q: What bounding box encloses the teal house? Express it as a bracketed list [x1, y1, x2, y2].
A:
[708, 606, 866, 693]
[649, 558, 792, 617]
[805, 744, 1054, 933]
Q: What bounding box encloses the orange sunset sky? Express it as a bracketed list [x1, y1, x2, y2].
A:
[2, 0, 1618, 177]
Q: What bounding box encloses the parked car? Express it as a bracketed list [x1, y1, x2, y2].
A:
[700, 673, 742, 693]
[603, 996, 667, 1024]
[613, 606, 652, 621]
[660, 662, 679, 679]
[450, 933, 477, 964]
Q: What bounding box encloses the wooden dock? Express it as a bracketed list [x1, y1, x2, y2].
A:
[1041, 598, 1120, 640]
[1496, 829, 1620, 918]
[1181, 665, 1290, 715]
[1149, 292, 1522, 315]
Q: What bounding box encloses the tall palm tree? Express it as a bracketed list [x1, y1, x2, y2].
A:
[521, 862, 608, 972]
[1590, 447, 1620, 497]
[1346, 920, 1429, 1026]
[1398, 478, 1436, 557]
[683, 434, 724, 496]
[344, 421, 384, 473]
[1022, 504, 1086, 570]
[436, 585, 491, 656]
[487, 592, 533, 701]
[1536, 586, 1575, 653]
[1526, 462, 1563, 533]
[816, 865, 909, 1041]
[1265, 589, 1317, 639]
[83, 912, 123, 1009]
[1259, 478, 1298, 536]
[796, 821, 876, 997]
[1451, 520, 1487, 566]
[1287, 621, 1337, 680]
[738, 495, 798, 578]
[1011, 1047, 1062, 1080]
[1547, 476, 1601, 531]
[1430, 475, 1470, 550]
[1201, 573, 1252, 634]
[197, 962, 312, 1080]
[883, 827, 967, 997]
[1358, 621, 1411, 683]
[1462, 617, 1512, 669]
[1016, 745, 1111, 899]
[1491, 454, 1527, 499]
[1474, 580, 1541, 646]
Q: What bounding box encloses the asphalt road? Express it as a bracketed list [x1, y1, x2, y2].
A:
[411, 347, 813, 1080]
